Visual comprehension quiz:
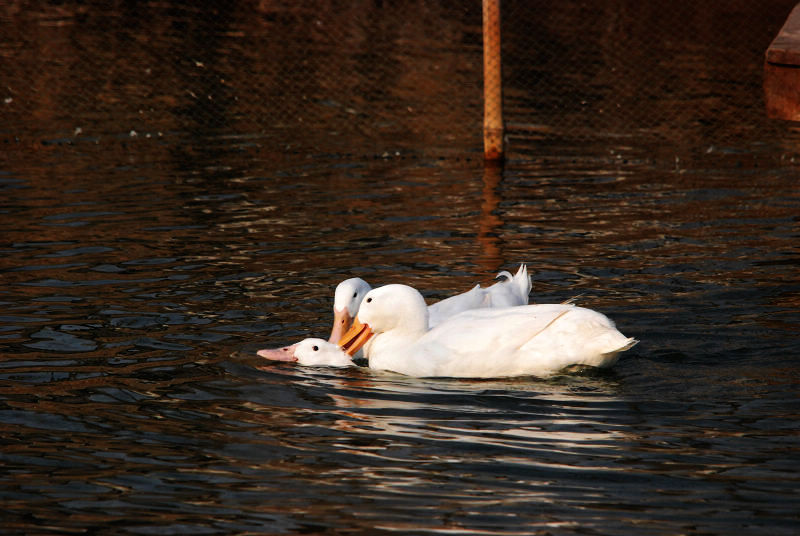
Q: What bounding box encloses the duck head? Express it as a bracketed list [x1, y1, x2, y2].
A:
[329, 277, 372, 343]
[258, 338, 354, 367]
[338, 284, 429, 356]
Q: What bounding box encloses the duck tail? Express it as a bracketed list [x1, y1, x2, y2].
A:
[590, 336, 637, 369]
[512, 263, 532, 303]
[492, 264, 532, 306]
[603, 337, 638, 357]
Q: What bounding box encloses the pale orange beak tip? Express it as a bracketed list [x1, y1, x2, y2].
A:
[257, 343, 299, 362]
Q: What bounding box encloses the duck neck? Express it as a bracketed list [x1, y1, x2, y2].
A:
[366, 310, 428, 361]
[398, 307, 429, 338]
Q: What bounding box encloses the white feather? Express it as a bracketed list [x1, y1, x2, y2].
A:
[356, 284, 637, 378]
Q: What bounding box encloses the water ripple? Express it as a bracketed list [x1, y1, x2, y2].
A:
[2, 2, 799, 534]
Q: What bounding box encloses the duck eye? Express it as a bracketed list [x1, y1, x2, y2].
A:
[366, 297, 372, 303]
[352, 292, 357, 298]
[312, 345, 319, 351]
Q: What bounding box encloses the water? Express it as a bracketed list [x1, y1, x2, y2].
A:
[2, 2, 800, 535]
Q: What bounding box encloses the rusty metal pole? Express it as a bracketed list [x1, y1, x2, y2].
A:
[482, 0, 504, 162]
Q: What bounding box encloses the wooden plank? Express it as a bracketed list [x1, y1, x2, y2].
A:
[765, 3, 800, 120]
[766, 4, 800, 65]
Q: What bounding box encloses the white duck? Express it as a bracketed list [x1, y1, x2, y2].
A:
[257, 264, 531, 364]
[328, 277, 373, 343]
[338, 284, 637, 378]
[257, 338, 354, 367]
[329, 264, 530, 341]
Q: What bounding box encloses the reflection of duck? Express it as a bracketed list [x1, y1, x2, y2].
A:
[339, 284, 637, 378]
[329, 264, 530, 342]
[258, 338, 354, 367]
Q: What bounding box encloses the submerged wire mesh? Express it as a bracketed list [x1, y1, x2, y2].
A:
[0, 0, 797, 160]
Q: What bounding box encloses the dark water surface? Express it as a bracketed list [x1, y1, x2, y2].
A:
[2, 2, 800, 535]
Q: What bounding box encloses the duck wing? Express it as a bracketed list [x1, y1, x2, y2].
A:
[414, 304, 576, 377]
[427, 284, 489, 327]
[416, 304, 634, 377]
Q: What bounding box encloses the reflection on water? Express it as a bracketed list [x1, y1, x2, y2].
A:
[2, 1, 800, 535]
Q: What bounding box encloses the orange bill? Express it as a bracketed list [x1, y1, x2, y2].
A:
[338, 317, 373, 356]
[328, 307, 353, 344]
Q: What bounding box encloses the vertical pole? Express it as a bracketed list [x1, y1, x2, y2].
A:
[483, 0, 504, 162]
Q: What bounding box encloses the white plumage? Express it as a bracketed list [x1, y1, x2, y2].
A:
[257, 338, 354, 367]
[340, 284, 637, 378]
[426, 264, 531, 327]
